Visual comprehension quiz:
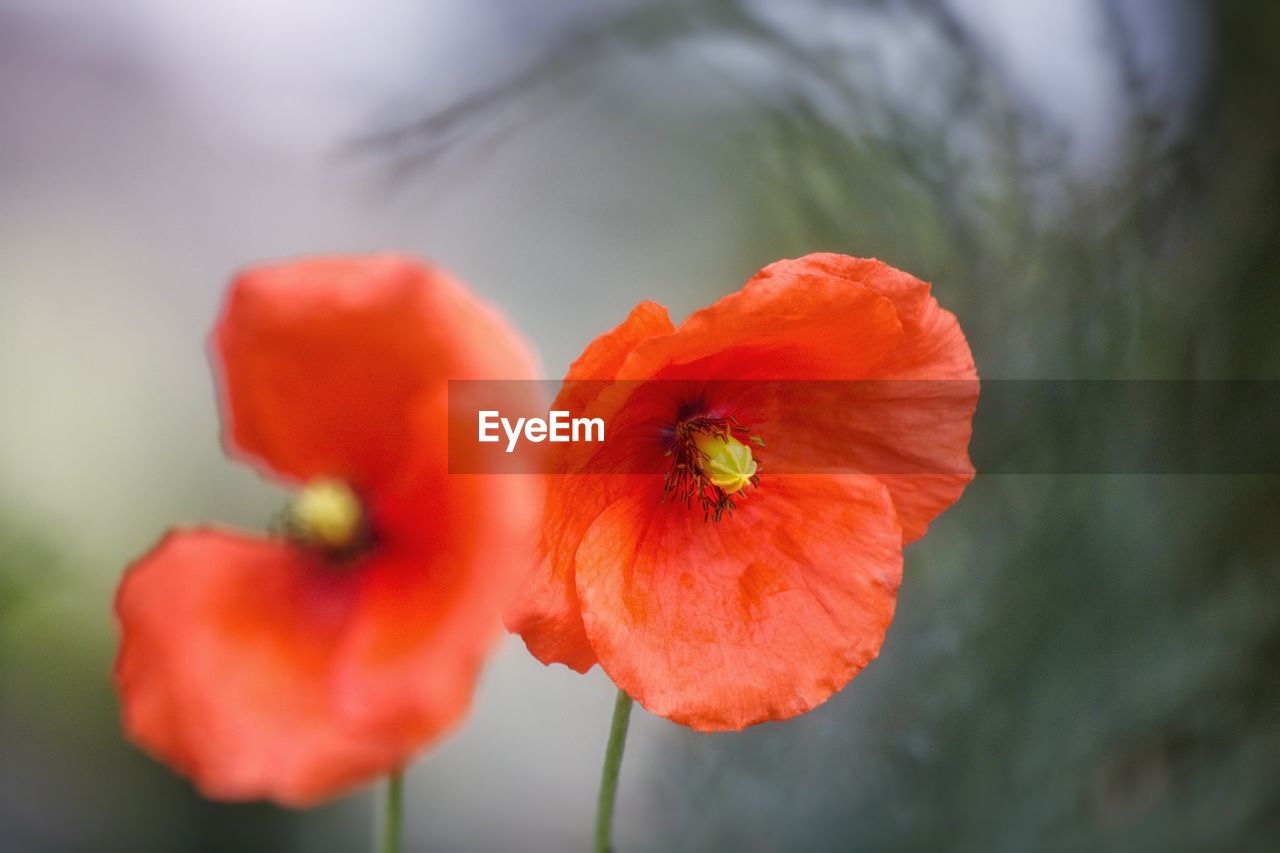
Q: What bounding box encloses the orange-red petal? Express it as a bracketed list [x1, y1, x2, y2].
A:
[116, 529, 379, 805]
[573, 475, 903, 731]
[505, 303, 674, 672]
[115, 526, 519, 806]
[213, 254, 538, 493]
[556, 300, 674, 415]
[614, 263, 904, 382]
[747, 255, 978, 541]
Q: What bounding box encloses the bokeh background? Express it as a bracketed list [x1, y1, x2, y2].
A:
[2, 0, 1278, 850]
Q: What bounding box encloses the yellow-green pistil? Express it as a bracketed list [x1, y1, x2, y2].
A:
[288, 478, 363, 551]
[693, 432, 759, 495]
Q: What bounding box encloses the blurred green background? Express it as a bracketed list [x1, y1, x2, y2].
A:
[1, 0, 1277, 850]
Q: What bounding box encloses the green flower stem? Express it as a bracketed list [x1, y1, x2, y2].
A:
[593, 689, 635, 853]
[380, 768, 404, 853]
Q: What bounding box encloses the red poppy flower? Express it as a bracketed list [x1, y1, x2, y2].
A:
[507, 254, 977, 731]
[114, 255, 540, 805]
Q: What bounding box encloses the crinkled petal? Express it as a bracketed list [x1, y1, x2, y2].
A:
[747, 255, 978, 541]
[574, 475, 903, 731]
[615, 262, 904, 381]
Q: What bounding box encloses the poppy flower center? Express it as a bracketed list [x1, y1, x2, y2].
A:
[663, 415, 762, 522]
[285, 478, 368, 558]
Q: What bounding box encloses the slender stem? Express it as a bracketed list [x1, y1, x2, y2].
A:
[379, 768, 404, 853]
[593, 689, 635, 853]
